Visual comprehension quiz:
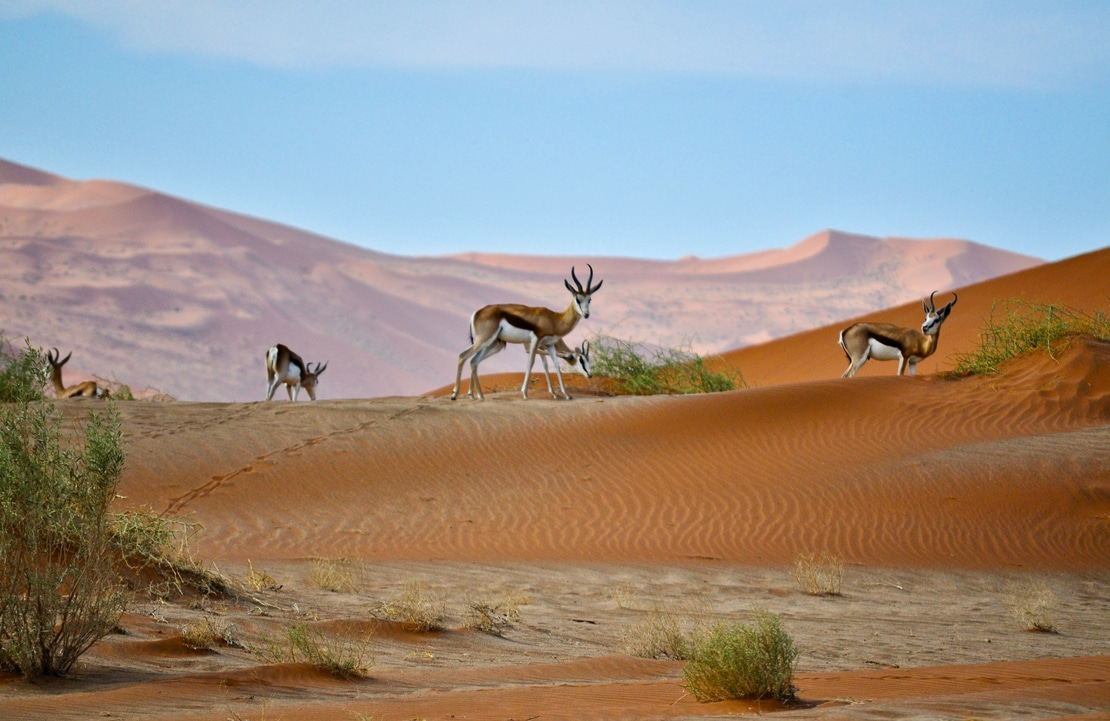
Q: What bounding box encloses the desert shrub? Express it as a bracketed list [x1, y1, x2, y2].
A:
[790, 551, 844, 597]
[0, 396, 126, 677]
[308, 557, 363, 593]
[286, 622, 371, 678]
[683, 610, 798, 703]
[370, 582, 447, 632]
[951, 300, 1110, 376]
[590, 336, 746, 395]
[1006, 579, 1059, 633]
[0, 335, 47, 404]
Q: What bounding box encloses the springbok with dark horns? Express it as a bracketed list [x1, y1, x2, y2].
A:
[452, 265, 602, 401]
[46, 348, 108, 398]
[839, 291, 958, 377]
[266, 344, 327, 401]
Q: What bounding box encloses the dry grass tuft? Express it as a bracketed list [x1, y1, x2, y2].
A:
[243, 559, 280, 592]
[254, 623, 372, 679]
[464, 598, 520, 636]
[307, 557, 364, 593]
[790, 551, 844, 597]
[370, 582, 448, 632]
[1006, 579, 1060, 633]
[180, 616, 239, 650]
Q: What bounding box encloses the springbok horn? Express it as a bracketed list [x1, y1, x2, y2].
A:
[570, 266, 584, 293]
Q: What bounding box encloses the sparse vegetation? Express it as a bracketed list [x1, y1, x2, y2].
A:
[0, 376, 126, 676]
[622, 607, 697, 660]
[590, 335, 746, 395]
[243, 559, 280, 592]
[370, 582, 448, 632]
[683, 610, 799, 703]
[790, 551, 844, 597]
[110, 508, 239, 599]
[284, 622, 372, 678]
[950, 300, 1110, 376]
[1006, 579, 1060, 634]
[464, 597, 520, 636]
[0, 334, 47, 404]
[308, 557, 364, 593]
[181, 616, 239, 650]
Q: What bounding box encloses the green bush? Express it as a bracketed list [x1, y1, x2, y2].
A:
[0, 335, 47, 404]
[683, 610, 799, 703]
[0, 393, 127, 677]
[590, 336, 746, 395]
[951, 300, 1110, 376]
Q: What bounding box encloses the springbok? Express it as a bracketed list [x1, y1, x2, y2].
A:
[531, 338, 592, 397]
[839, 291, 958, 377]
[265, 344, 327, 401]
[451, 265, 603, 401]
[46, 348, 108, 398]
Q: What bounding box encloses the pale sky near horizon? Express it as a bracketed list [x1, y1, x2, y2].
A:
[1, 1, 1108, 262]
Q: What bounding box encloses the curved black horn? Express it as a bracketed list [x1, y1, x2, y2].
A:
[570, 266, 584, 293]
[585, 263, 602, 293]
[928, 291, 938, 313]
[314, 361, 328, 376]
[947, 291, 958, 308]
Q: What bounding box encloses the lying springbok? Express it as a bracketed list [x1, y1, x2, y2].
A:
[265, 344, 327, 401]
[46, 348, 108, 398]
[452, 265, 603, 401]
[839, 291, 958, 377]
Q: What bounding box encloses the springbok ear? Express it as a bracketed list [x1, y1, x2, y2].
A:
[565, 279, 577, 295]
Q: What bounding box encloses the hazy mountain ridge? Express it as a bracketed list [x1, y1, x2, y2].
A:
[0, 157, 1042, 400]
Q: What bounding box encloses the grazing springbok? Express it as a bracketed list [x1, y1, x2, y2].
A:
[451, 265, 603, 401]
[265, 344, 327, 401]
[531, 338, 592, 397]
[839, 291, 958, 377]
[46, 348, 108, 398]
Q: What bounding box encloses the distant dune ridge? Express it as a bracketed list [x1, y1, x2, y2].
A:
[1, 156, 1042, 400]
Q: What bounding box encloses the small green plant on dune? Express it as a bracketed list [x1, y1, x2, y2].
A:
[590, 335, 746, 395]
[683, 610, 799, 703]
[950, 300, 1110, 376]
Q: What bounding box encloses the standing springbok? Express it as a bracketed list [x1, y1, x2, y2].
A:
[839, 291, 958, 377]
[265, 344, 327, 401]
[46, 348, 108, 398]
[451, 265, 603, 401]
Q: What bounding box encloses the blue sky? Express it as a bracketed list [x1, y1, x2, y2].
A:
[1, 2, 1108, 262]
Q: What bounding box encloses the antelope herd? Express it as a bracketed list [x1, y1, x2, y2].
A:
[33, 264, 960, 402]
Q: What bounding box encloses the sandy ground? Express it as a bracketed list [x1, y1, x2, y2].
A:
[3, 330, 1109, 719]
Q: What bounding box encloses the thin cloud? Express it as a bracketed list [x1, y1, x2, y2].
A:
[4, 0, 1109, 86]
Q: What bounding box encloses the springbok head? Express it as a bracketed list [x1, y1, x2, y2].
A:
[564, 264, 604, 319]
[921, 291, 958, 335]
